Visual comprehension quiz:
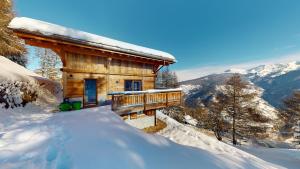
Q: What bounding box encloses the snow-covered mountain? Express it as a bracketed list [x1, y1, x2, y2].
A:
[224, 61, 300, 79]
[181, 61, 300, 109]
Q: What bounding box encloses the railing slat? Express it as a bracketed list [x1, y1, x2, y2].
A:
[111, 90, 182, 111]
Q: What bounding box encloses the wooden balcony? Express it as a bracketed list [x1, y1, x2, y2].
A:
[109, 89, 182, 114]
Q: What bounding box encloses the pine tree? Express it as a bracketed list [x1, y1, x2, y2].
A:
[0, 0, 26, 60]
[35, 47, 61, 81]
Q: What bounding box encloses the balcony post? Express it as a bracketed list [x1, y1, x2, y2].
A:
[143, 93, 147, 111]
[166, 92, 168, 106]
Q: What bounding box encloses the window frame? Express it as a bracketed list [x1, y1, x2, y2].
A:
[124, 80, 142, 91]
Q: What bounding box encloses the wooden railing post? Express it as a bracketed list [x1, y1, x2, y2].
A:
[143, 93, 147, 111]
[166, 92, 168, 106]
[111, 95, 114, 110]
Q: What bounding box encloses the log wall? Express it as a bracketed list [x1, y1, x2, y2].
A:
[62, 52, 156, 102]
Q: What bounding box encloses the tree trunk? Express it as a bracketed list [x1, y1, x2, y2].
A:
[232, 116, 237, 145]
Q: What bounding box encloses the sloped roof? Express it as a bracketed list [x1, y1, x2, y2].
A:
[9, 17, 176, 62]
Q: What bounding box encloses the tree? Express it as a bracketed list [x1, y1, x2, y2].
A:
[207, 94, 227, 141]
[156, 67, 179, 88]
[219, 74, 267, 145]
[6, 55, 27, 67]
[0, 0, 27, 63]
[280, 91, 300, 141]
[35, 47, 62, 81]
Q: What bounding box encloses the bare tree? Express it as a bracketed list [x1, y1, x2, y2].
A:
[220, 74, 268, 145]
[156, 67, 179, 89]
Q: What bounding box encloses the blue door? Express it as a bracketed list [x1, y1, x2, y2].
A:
[84, 79, 97, 105]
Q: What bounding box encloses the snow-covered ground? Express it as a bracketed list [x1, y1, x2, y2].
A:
[1, 105, 300, 169]
[157, 111, 300, 169]
[0, 105, 270, 169]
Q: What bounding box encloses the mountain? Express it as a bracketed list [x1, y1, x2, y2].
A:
[180, 61, 300, 120]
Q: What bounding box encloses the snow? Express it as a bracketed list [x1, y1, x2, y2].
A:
[0, 56, 62, 102]
[183, 115, 198, 126]
[0, 106, 251, 169]
[1, 105, 299, 169]
[247, 61, 300, 78]
[217, 61, 300, 79]
[0, 56, 41, 81]
[224, 68, 248, 74]
[180, 85, 201, 95]
[157, 111, 300, 169]
[9, 17, 176, 62]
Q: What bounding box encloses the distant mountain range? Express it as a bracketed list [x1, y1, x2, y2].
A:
[180, 62, 300, 116]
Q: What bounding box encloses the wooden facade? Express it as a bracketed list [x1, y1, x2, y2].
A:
[10, 18, 181, 116]
[62, 52, 156, 102]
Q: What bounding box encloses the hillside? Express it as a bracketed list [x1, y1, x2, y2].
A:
[180, 61, 300, 113]
[157, 111, 300, 169]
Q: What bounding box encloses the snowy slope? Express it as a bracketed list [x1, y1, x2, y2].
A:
[0, 56, 41, 81]
[157, 112, 300, 169]
[0, 105, 292, 169]
[223, 61, 300, 79]
[0, 56, 62, 106]
[248, 61, 300, 79]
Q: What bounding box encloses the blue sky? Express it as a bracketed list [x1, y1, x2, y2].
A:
[15, 0, 300, 80]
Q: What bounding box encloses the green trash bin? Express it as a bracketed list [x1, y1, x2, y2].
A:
[59, 102, 72, 111]
[72, 101, 82, 110]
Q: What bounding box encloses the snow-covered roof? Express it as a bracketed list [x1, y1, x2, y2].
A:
[8, 17, 176, 62]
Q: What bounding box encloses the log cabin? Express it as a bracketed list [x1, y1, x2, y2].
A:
[8, 17, 182, 128]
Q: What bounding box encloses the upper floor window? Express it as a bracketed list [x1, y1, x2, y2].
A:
[125, 80, 142, 91]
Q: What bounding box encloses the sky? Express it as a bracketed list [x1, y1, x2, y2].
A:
[14, 0, 300, 81]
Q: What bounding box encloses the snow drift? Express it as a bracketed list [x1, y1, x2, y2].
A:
[0, 106, 288, 169]
[0, 56, 61, 108]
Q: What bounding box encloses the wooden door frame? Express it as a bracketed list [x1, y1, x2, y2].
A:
[83, 78, 98, 108]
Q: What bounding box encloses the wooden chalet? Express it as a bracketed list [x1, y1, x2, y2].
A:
[9, 17, 182, 127]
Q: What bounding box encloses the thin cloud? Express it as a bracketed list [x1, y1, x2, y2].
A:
[176, 52, 300, 81]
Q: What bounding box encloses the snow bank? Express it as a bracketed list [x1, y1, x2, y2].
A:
[0, 56, 41, 82]
[1, 105, 298, 168]
[9, 17, 176, 62]
[0, 56, 62, 107]
[157, 111, 293, 169]
[0, 106, 235, 169]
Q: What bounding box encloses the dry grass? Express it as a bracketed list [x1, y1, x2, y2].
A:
[143, 119, 167, 134]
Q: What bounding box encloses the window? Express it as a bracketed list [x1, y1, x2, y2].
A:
[125, 80, 142, 91]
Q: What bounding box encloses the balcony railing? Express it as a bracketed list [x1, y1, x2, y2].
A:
[109, 89, 182, 114]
